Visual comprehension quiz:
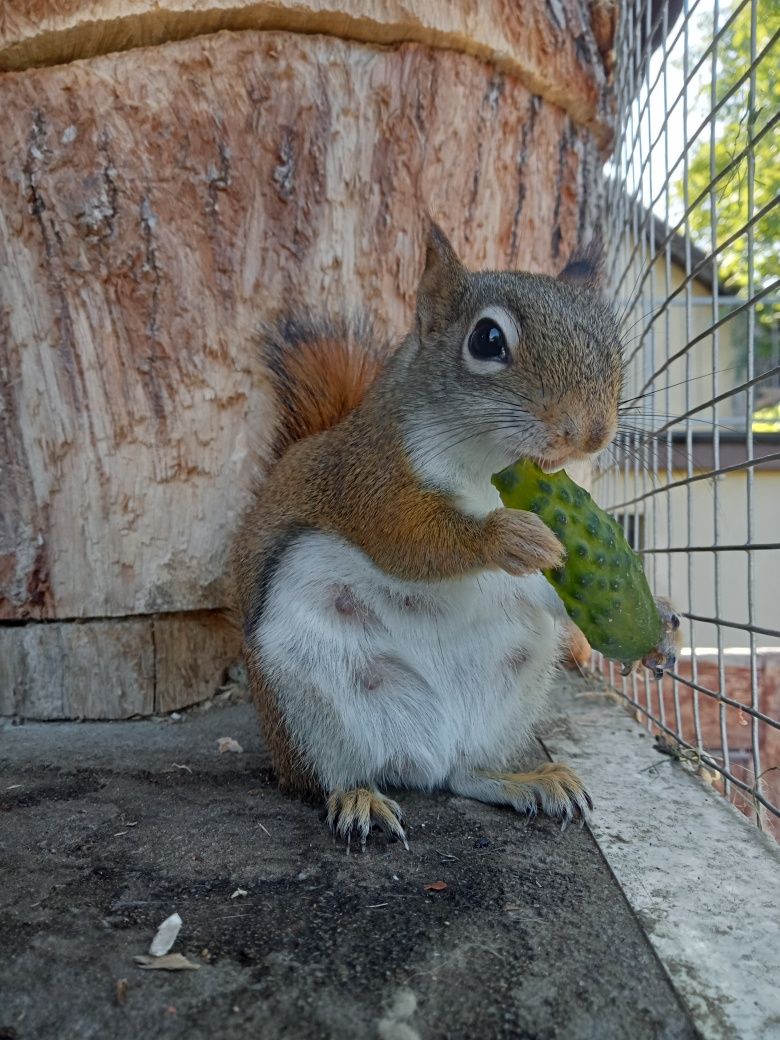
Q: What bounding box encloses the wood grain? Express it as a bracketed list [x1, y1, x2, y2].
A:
[0, 610, 240, 718]
[0, 0, 615, 145]
[1, 29, 603, 624]
[0, 617, 156, 718]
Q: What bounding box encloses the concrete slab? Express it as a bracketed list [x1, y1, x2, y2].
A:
[541, 677, 780, 1040]
[0, 698, 697, 1040]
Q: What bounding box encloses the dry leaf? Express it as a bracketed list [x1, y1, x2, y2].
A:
[149, 912, 182, 956]
[115, 978, 128, 1005]
[230, 888, 248, 899]
[217, 737, 243, 754]
[134, 954, 200, 971]
[423, 880, 448, 892]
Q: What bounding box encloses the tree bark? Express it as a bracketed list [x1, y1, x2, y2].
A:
[0, 11, 615, 717]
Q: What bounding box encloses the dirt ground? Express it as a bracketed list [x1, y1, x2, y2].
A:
[0, 700, 698, 1040]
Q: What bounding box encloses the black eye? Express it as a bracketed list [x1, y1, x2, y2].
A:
[468, 319, 508, 361]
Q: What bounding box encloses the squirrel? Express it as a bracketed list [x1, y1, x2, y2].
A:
[230, 221, 680, 849]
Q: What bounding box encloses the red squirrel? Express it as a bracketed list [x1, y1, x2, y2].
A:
[230, 222, 677, 849]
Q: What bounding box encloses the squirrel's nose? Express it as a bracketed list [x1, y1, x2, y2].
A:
[585, 420, 608, 452]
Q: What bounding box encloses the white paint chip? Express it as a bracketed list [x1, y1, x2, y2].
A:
[149, 912, 182, 956]
[377, 987, 420, 1040]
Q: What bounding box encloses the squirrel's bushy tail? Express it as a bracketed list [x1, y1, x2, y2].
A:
[259, 314, 386, 466]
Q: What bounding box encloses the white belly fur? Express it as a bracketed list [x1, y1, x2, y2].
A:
[253, 531, 566, 792]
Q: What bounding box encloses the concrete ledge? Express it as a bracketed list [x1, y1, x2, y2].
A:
[541, 676, 780, 1040]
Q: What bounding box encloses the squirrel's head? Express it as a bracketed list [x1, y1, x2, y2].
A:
[408, 221, 624, 481]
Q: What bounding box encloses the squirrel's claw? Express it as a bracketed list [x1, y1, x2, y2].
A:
[620, 597, 682, 678]
[326, 787, 409, 852]
[640, 597, 682, 677]
[451, 763, 593, 829]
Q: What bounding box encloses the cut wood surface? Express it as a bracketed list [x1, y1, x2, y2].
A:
[0, 7, 615, 716]
[0, 0, 615, 145]
[1, 29, 603, 625]
[0, 611, 239, 718]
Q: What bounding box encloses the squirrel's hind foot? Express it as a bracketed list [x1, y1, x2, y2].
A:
[449, 763, 592, 830]
[326, 787, 409, 852]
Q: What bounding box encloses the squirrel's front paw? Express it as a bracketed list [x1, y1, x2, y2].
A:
[326, 787, 409, 852]
[486, 508, 565, 576]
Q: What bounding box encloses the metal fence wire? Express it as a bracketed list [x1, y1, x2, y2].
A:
[597, 0, 780, 835]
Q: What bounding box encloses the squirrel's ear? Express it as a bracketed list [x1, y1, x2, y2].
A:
[558, 234, 604, 289]
[416, 220, 467, 338]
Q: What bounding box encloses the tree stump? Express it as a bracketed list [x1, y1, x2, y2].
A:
[0, 2, 615, 717]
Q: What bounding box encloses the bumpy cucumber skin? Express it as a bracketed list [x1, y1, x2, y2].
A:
[492, 460, 663, 663]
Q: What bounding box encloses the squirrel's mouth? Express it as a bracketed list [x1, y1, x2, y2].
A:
[532, 454, 570, 473]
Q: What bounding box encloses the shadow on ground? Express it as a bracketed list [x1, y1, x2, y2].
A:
[0, 700, 697, 1040]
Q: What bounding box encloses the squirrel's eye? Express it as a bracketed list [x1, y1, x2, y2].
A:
[468, 319, 508, 362]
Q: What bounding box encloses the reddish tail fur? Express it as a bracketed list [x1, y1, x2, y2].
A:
[260, 315, 386, 465]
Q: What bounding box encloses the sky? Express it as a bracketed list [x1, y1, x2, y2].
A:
[631, 1, 715, 227]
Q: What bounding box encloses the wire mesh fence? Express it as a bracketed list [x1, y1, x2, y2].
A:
[597, 0, 780, 835]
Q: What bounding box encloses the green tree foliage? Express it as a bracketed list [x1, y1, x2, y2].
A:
[680, 0, 779, 290]
[676, 0, 779, 423]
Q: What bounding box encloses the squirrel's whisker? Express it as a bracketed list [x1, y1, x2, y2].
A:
[410, 421, 532, 471]
[618, 360, 748, 405]
[617, 416, 741, 436]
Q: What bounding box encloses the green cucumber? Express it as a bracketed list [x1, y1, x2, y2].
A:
[491, 459, 663, 663]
